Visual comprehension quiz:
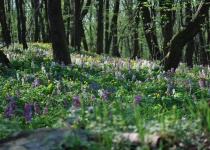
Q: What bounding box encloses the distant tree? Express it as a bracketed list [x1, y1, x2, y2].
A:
[126, 0, 140, 59]
[104, 0, 109, 54]
[48, 0, 71, 64]
[31, 0, 40, 42]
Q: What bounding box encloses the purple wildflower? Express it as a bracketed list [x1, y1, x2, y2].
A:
[42, 107, 48, 115]
[171, 68, 175, 73]
[198, 79, 204, 89]
[72, 94, 81, 108]
[103, 90, 109, 101]
[34, 102, 39, 115]
[183, 80, 188, 88]
[23, 103, 32, 122]
[4, 100, 16, 118]
[90, 94, 95, 101]
[4, 93, 9, 100]
[64, 98, 69, 107]
[133, 94, 141, 104]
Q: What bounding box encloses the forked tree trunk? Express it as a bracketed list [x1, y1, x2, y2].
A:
[163, 0, 210, 71]
[48, 0, 71, 65]
[139, 0, 160, 60]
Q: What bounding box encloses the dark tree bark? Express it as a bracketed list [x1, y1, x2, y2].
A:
[19, 0, 28, 49]
[80, 0, 91, 51]
[0, 0, 11, 46]
[48, 0, 71, 65]
[43, 0, 50, 42]
[163, 0, 210, 71]
[106, 0, 120, 56]
[15, 0, 22, 44]
[185, 1, 195, 67]
[131, 0, 140, 59]
[198, 31, 208, 65]
[32, 0, 40, 42]
[96, 0, 104, 54]
[160, 0, 174, 57]
[111, 0, 120, 57]
[139, 0, 160, 60]
[206, 10, 210, 63]
[39, 1, 48, 43]
[105, 0, 110, 54]
[74, 0, 82, 52]
[0, 0, 11, 66]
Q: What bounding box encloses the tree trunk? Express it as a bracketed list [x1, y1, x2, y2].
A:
[96, 0, 104, 54]
[185, 1, 195, 67]
[0, 0, 11, 46]
[32, 0, 40, 42]
[74, 0, 82, 52]
[39, 1, 48, 43]
[64, 0, 71, 45]
[105, 0, 110, 54]
[43, 0, 50, 42]
[131, 1, 140, 59]
[198, 31, 208, 65]
[163, 0, 210, 71]
[48, 0, 71, 65]
[19, 0, 28, 49]
[111, 0, 120, 57]
[81, 26, 88, 51]
[139, 0, 160, 60]
[206, 10, 210, 63]
[160, 0, 174, 57]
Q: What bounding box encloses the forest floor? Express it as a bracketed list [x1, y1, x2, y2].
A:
[0, 43, 210, 149]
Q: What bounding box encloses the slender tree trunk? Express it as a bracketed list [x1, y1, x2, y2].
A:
[19, 0, 28, 49]
[160, 0, 174, 57]
[131, 1, 140, 59]
[81, 26, 88, 51]
[39, 1, 47, 43]
[185, 1, 195, 67]
[15, 0, 22, 44]
[163, 0, 210, 71]
[198, 31, 208, 65]
[64, 0, 71, 45]
[43, 0, 50, 42]
[74, 0, 81, 52]
[105, 0, 110, 54]
[48, 0, 71, 65]
[111, 0, 120, 57]
[139, 0, 160, 60]
[0, 0, 11, 46]
[32, 0, 40, 42]
[96, 0, 104, 54]
[206, 11, 210, 63]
